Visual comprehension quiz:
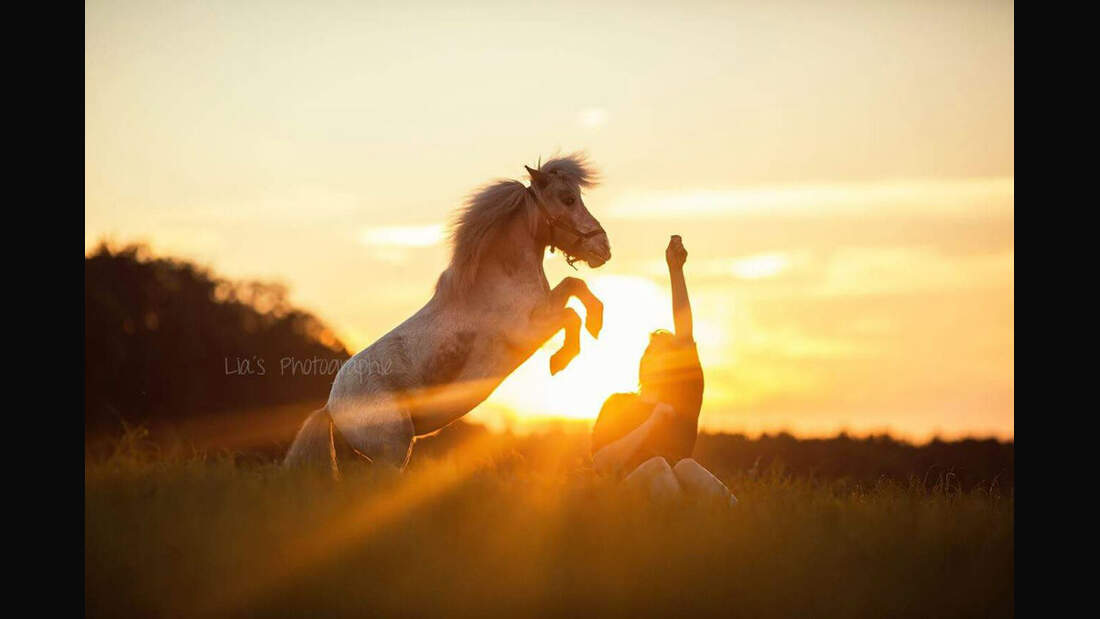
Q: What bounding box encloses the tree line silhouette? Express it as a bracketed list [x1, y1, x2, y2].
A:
[85, 243, 348, 438]
[411, 422, 1013, 491]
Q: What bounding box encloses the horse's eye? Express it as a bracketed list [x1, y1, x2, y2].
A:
[562, 195, 576, 206]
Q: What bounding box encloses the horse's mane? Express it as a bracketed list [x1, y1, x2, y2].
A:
[538, 153, 599, 189]
[436, 154, 599, 299]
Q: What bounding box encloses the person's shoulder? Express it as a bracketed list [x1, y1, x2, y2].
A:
[592, 392, 646, 454]
[595, 392, 649, 428]
[599, 392, 640, 414]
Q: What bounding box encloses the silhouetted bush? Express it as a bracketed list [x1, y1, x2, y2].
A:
[691, 431, 1013, 491]
[413, 423, 1013, 491]
[85, 243, 349, 437]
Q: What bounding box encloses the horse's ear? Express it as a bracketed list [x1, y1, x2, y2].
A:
[525, 165, 548, 189]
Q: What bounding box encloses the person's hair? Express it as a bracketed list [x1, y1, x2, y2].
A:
[638, 329, 680, 398]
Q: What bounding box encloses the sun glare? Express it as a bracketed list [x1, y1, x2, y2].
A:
[473, 274, 722, 430]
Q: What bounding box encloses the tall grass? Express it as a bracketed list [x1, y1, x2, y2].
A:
[86, 427, 1013, 618]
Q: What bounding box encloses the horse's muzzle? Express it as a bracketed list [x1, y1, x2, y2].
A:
[584, 233, 612, 268]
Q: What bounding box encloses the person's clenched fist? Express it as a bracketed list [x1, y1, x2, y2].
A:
[666, 235, 688, 268]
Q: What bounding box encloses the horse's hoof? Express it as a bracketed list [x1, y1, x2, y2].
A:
[549, 356, 564, 375]
[586, 302, 604, 338]
[549, 350, 575, 375]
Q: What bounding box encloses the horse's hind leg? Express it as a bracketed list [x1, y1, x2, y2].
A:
[284, 408, 338, 477]
[328, 392, 415, 470]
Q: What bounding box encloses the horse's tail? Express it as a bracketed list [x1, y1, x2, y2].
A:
[284, 407, 337, 476]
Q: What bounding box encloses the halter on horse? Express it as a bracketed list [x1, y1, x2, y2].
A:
[526, 176, 605, 269]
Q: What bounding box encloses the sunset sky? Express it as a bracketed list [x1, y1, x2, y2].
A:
[85, 0, 1014, 440]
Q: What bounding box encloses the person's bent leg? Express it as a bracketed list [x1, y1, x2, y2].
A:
[673, 458, 737, 507]
[623, 456, 683, 505]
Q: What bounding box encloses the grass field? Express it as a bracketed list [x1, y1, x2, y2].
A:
[85, 427, 1014, 618]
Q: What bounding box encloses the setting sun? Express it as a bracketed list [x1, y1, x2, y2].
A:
[473, 274, 723, 430]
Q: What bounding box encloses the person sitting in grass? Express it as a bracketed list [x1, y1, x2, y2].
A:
[591, 235, 736, 506]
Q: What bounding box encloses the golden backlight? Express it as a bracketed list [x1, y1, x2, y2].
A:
[473, 274, 724, 431]
[85, 0, 1013, 440]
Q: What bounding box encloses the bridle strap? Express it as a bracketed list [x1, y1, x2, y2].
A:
[526, 186, 603, 257]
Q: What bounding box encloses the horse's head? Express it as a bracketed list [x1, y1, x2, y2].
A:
[525, 158, 611, 268]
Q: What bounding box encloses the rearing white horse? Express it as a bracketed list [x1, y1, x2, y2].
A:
[285, 154, 611, 472]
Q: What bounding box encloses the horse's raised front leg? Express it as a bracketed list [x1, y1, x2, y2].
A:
[525, 277, 603, 375]
[527, 304, 583, 375]
[548, 308, 581, 375]
[549, 276, 604, 338]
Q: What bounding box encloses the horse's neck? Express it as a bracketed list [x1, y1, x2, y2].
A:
[478, 213, 549, 295]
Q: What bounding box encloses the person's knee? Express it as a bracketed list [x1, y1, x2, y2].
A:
[673, 458, 736, 506]
[623, 457, 682, 504]
[623, 456, 671, 487]
[636, 456, 673, 475]
[672, 457, 705, 477]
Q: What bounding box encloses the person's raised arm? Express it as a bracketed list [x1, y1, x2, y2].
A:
[666, 235, 693, 341]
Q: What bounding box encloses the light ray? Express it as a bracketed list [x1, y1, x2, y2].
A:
[201, 430, 508, 615]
